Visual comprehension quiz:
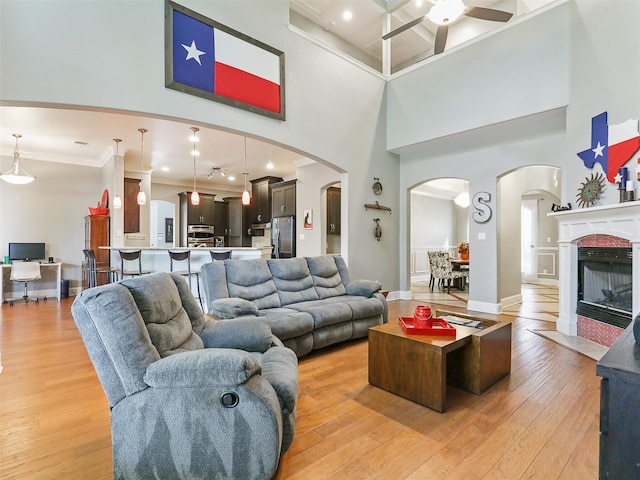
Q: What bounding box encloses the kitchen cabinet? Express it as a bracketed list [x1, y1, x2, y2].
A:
[213, 201, 228, 236]
[327, 187, 341, 235]
[596, 323, 640, 479]
[271, 179, 296, 218]
[250, 176, 282, 224]
[179, 192, 216, 226]
[224, 197, 252, 247]
[84, 215, 110, 287]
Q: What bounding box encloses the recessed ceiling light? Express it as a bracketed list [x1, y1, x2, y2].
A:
[266, 161, 274, 170]
[228, 175, 236, 181]
[161, 166, 170, 172]
[342, 10, 352, 21]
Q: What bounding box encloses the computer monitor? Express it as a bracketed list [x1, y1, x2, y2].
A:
[8, 243, 46, 262]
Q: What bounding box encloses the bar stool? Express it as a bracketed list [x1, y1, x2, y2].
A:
[83, 249, 118, 287]
[168, 250, 202, 309]
[210, 250, 232, 261]
[118, 250, 151, 278]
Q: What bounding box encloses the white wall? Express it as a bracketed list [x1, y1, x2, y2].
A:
[0, 0, 399, 290]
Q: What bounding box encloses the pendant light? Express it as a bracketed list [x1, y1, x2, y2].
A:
[112, 138, 122, 209]
[137, 128, 147, 206]
[1, 134, 35, 184]
[190, 127, 200, 206]
[242, 136, 251, 205]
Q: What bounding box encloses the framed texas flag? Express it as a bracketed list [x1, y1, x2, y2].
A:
[165, 1, 285, 120]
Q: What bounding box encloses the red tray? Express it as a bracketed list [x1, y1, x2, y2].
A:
[399, 317, 456, 336]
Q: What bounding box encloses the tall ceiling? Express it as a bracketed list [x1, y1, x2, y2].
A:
[0, 0, 555, 196]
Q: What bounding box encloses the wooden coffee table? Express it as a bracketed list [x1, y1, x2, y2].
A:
[368, 312, 511, 412]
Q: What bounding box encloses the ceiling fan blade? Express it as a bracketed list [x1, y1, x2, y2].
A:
[434, 25, 448, 54]
[382, 15, 427, 40]
[464, 7, 513, 22]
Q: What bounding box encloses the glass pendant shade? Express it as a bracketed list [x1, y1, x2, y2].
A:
[137, 128, 147, 206]
[242, 189, 250, 205]
[241, 137, 251, 205]
[113, 138, 122, 209]
[191, 190, 200, 206]
[113, 196, 122, 209]
[1, 134, 35, 184]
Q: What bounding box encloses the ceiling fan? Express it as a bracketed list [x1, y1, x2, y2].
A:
[382, 0, 513, 55]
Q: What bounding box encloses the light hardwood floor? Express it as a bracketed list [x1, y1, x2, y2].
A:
[0, 297, 599, 479]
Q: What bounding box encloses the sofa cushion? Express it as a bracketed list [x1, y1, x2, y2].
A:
[121, 273, 204, 357]
[287, 300, 352, 329]
[267, 258, 319, 306]
[339, 295, 384, 319]
[305, 256, 346, 299]
[225, 259, 281, 310]
[257, 308, 314, 341]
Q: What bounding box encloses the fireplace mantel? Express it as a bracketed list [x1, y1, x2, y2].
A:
[549, 202, 640, 337]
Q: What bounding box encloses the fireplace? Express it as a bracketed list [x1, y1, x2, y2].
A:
[577, 247, 632, 329]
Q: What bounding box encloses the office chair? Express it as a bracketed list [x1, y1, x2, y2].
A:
[168, 250, 202, 309]
[83, 249, 118, 288]
[4, 261, 45, 306]
[210, 250, 232, 261]
[118, 250, 151, 278]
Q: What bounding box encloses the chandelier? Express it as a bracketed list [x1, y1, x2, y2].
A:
[1, 134, 35, 184]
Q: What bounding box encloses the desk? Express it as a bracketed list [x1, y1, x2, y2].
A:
[1, 263, 62, 302]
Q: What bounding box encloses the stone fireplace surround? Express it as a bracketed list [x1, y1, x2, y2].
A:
[550, 202, 640, 347]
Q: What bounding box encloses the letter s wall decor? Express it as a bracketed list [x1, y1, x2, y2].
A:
[472, 192, 492, 223]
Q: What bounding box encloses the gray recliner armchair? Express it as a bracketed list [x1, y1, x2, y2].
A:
[71, 272, 298, 480]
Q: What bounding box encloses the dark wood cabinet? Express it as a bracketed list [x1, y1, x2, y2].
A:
[250, 176, 282, 224]
[224, 197, 252, 247]
[180, 192, 216, 226]
[213, 201, 228, 236]
[271, 180, 296, 218]
[327, 187, 341, 235]
[123, 178, 140, 233]
[84, 215, 110, 287]
[596, 323, 640, 479]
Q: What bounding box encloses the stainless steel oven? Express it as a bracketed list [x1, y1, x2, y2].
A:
[187, 225, 215, 247]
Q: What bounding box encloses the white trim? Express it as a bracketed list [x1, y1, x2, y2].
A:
[501, 293, 523, 309]
[467, 300, 501, 314]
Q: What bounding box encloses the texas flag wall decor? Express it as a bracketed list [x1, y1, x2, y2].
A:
[165, 1, 285, 120]
[577, 112, 640, 183]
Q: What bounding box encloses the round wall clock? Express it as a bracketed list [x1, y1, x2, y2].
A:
[576, 172, 606, 208]
[373, 178, 383, 195]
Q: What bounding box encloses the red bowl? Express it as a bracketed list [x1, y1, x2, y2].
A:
[89, 207, 109, 215]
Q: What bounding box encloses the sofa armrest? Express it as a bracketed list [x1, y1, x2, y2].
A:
[143, 349, 261, 388]
[207, 298, 259, 319]
[200, 317, 273, 353]
[260, 346, 299, 414]
[346, 279, 381, 297]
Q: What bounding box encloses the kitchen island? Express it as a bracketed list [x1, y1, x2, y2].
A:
[99, 246, 270, 275]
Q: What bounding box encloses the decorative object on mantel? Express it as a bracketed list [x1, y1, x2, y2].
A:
[89, 189, 109, 216]
[458, 241, 469, 260]
[551, 202, 572, 212]
[1, 133, 35, 185]
[576, 111, 640, 184]
[576, 172, 606, 208]
[365, 201, 391, 214]
[373, 218, 382, 241]
[137, 128, 147, 206]
[372, 177, 383, 195]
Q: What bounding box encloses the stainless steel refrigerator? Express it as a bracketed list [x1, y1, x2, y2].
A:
[271, 216, 295, 258]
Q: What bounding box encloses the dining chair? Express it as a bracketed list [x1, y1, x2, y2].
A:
[428, 251, 468, 294]
[83, 249, 118, 288]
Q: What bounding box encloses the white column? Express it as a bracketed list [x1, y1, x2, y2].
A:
[557, 240, 577, 335]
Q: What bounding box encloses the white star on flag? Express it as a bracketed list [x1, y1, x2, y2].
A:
[592, 142, 605, 158]
[182, 40, 205, 65]
[614, 172, 623, 184]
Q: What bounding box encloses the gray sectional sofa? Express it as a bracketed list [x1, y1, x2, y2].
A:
[200, 256, 388, 357]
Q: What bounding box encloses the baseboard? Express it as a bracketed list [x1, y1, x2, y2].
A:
[467, 300, 501, 314]
[501, 293, 523, 309]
